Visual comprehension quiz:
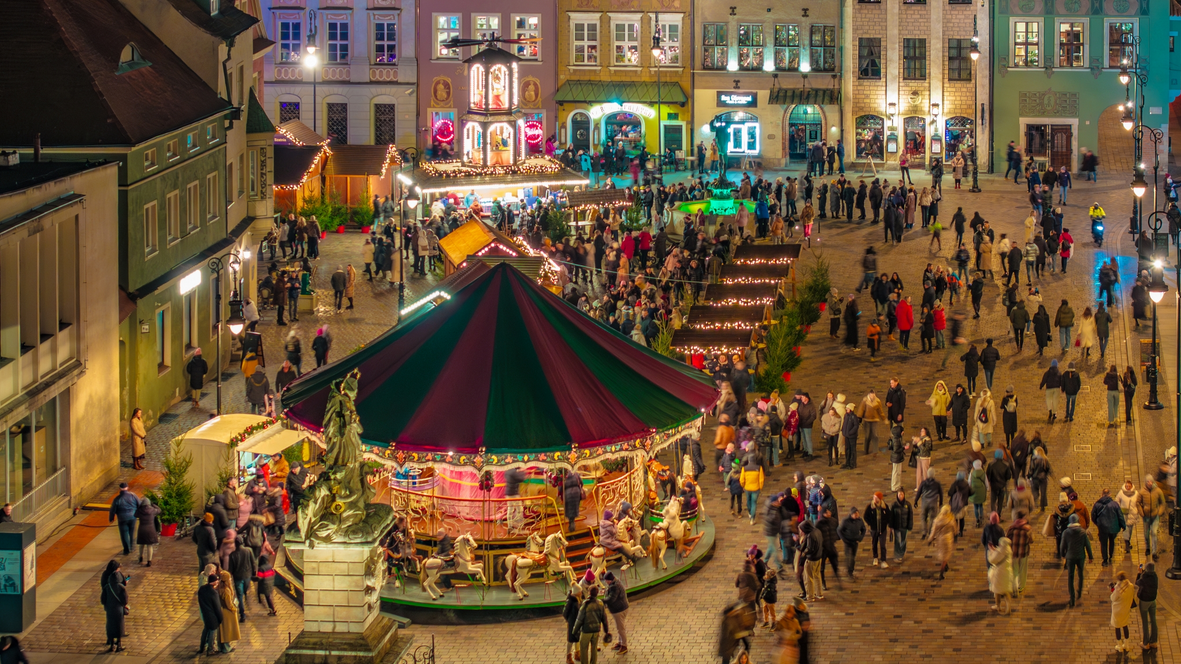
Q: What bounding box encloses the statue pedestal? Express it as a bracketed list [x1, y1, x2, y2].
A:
[279, 540, 406, 664]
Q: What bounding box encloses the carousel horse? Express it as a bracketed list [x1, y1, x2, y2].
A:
[502, 533, 547, 600]
[452, 533, 486, 585]
[615, 515, 648, 560]
[542, 531, 576, 584]
[419, 533, 483, 599]
[647, 496, 704, 570]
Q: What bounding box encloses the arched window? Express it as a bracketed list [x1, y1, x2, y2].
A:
[787, 105, 822, 159]
[116, 43, 150, 74]
[903, 116, 926, 157]
[855, 115, 884, 160]
[470, 64, 486, 110]
[944, 116, 974, 159]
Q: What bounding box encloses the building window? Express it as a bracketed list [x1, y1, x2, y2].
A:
[278, 19, 302, 63]
[166, 191, 179, 245]
[279, 101, 301, 124]
[903, 38, 927, 79]
[183, 291, 197, 351]
[775, 24, 800, 71]
[703, 23, 728, 70]
[156, 305, 170, 372]
[186, 181, 200, 232]
[656, 17, 680, 65]
[327, 20, 349, 64]
[857, 37, 881, 79]
[226, 159, 235, 204]
[948, 0, 971, 4]
[572, 20, 599, 65]
[327, 102, 348, 144]
[144, 148, 157, 171]
[374, 21, 397, 63]
[249, 149, 259, 198]
[186, 130, 199, 152]
[947, 38, 972, 80]
[375, 103, 397, 144]
[613, 20, 639, 65]
[206, 124, 218, 143]
[1058, 21, 1084, 67]
[903, 0, 926, 4]
[1107, 21, 1135, 67]
[167, 139, 178, 161]
[237, 153, 245, 198]
[513, 16, 540, 60]
[1013, 20, 1041, 67]
[809, 25, 836, 72]
[738, 24, 765, 71]
[435, 15, 460, 59]
[855, 115, 885, 160]
[143, 201, 158, 257]
[206, 173, 218, 221]
[474, 15, 500, 41]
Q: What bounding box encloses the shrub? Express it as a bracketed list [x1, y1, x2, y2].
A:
[146, 437, 195, 525]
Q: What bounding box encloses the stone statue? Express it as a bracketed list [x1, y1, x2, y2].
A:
[290, 370, 394, 545]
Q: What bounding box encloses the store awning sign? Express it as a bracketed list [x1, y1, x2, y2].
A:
[717, 91, 758, 108]
[589, 102, 657, 120]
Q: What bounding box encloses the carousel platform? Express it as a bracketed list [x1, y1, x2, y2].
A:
[379, 513, 715, 610]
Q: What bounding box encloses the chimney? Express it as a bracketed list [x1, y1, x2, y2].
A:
[33, 133, 41, 163]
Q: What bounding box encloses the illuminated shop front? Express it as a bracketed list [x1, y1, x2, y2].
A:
[711, 111, 760, 156]
[554, 81, 689, 157]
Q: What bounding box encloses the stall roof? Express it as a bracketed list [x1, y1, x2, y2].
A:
[437, 219, 521, 267]
[554, 81, 688, 105]
[274, 145, 324, 187]
[181, 414, 272, 447]
[276, 120, 326, 146]
[732, 243, 802, 262]
[719, 263, 790, 282]
[703, 283, 781, 304]
[324, 144, 399, 177]
[685, 304, 768, 327]
[669, 328, 754, 352]
[567, 188, 631, 208]
[413, 168, 588, 195]
[238, 425, 312, 458]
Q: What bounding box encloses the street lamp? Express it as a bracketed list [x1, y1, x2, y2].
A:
[653, 12, 664, 185]
[304, 46, 319, 135]
[968, 23, 982, 194]
[207, 252, 242, 415]
[1118, 62, 1131, 86]
[396, 147, 420, 313]
[1133, 172, 1148, 198]
[1146, 265, 1167, 411]
[1116, 39, 1158, 236]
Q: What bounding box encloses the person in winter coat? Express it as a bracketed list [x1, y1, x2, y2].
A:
[887, 424, 907, 492]
[987, 537, 1015, 614]
[1032, 304, 1052, 355]
[821, 407, 842, 467]
[949, 384, 971, 442]
[1093, 488, 1127, 566]
[838, 507, 866, 577]
[913, 430, 934, 495]
[564, 471, 585, 531]
[1054, 299, 1075, 352]
[896, 296, 915, 349]
[245, 365, 272, 415]
[917, 466, 943, 538]
[853, 391, 886, 456]
[973, 388, 997, 447]
[100, 560, 128, 652]
[1028, 447, 1052, 511]
[1038, 359, 1062, 423]
[740, 450, 765, 524]
[1060, 514, 1094, 607]
[135, 496, 161, 566]
[1008, 477, 1034, 523]
[986, 450, 1013, 517]
[1136, 562, 1160, 650]
[979, 339, 1001, 390]
[227, 543, 257, 623]
[601, 571, 630, 653]
[1137, 475, 1167, 559]
[129, 408, 147, 470]
[927, 505, 957, 580]
[217, 569, 241, 652]
[1115, 479, 1141, 554]
[1000, 386, 1019, 445]
[799, 520, 825, 600]
[967, 459, 988, 526]
[864, 492, 891, 568]
[562, 584, 583, 663]
[186, 348, 208, 407]
[948, 471, 971, 536]
[1110, 571, 1136, 653]
[890, 490, 914, 563]
[1102, 364, 1121, 426]
[960, 344, 980, 394]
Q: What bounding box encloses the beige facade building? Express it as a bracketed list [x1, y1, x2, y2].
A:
[692, 0, 841, 169]
[842, 0, 990, 171]
[0, 160, 121, 534]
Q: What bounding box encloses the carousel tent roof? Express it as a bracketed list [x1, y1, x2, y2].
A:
[281, 262, 716, 454]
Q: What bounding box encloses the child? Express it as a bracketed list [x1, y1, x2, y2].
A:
[729, 458, 744, 517]
[760, 566, 779, 628]
[866, 319, 882, 361]
[256, 555, 277, 616]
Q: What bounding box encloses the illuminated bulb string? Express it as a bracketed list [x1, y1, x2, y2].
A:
[274, 146, 332, 191]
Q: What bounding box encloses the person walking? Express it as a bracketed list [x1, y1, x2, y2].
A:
[1028, 448, 1052, 512]
[284, 330, 303, 376]
[927, 505, 957, 580]
[1136, 476, 1166, 561]
[740, 448, 765, 525]
[896, 296, 914, 350]
[987, 537, 1015, 615]
[1092, 488, 1127, 566]
[980, 339, 1001, 390]
[1136, 562, 1160, 651]
[563, 585, 583, 664]
[197, 574, 223, 656]
[1054, 299, 1075, 353]
[1061, 361, 1082, 422]
[968, 460, 988, 527]
[1009, 301, 1030, 350]
[100, 561, 128, 652]
[887, 424, 907, 491]
[1121, 366, 1138, 425]
[1039, 359, 1062, 422]
[245, 365, 272, 415]
[917, 466, 943, 538]
[1102, 365, 1121, 426]
[890, 489, 914, 563]
[1115, 479, 1140, 553]
[135, 496, 160, 566]
[1109, 571, 1136, 654]
[312, 328, 331, 369]
[1000, 386, 1019, 445]
[854, 390, 886, 455]
[185, 348, 208, 407]
[839, 507, 866, 577]
[1060, 514, 1094, 608]
[948, 470, 971, 536]
[109, 482, 139, 556]
[986, 450, 1013, 518]
[913, 430, 933, 493]
[1006, 512, 1033, 600]
[972, 389, 997, 447]
[841, 404, 861, 470]
[950, 384, 971, 443]
[603, 572, 629, 654]
[800, 520, 824, 601]
[864, 493, 891, 569]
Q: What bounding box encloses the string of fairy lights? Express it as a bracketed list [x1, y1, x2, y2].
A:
[274, 145, 331, 192]
[419, 157, 564, 179]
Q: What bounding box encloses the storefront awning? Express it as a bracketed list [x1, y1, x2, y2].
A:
[768, 88, 840, 106]
[554, 81, 688, 105]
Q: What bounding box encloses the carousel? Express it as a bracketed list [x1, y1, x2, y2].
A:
[279, 263, 718, 609]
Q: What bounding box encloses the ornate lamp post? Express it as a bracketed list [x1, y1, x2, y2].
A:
[396, 147, 420, 314]
[304, 46, 320, 136]
[1146, 262, 1166, 411]
[968, 23, 981, 193]
[207, 252, 245, 415]
[652, 14, 664, 183]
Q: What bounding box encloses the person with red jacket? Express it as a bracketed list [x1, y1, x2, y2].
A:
[896, 296, 915, 350]
[1058, 228, 1074, 274]
[933, 301, 947, 349]
[637, 229, 652, 269]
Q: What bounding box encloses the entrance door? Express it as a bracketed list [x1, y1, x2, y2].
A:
[787, 105, 821, 160]
[570, 112, 591, 153]
[1050, 125, 1073, 171]
[662, 124, 684, 153]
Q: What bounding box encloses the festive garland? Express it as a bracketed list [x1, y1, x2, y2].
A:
[228, 418, 279, 448]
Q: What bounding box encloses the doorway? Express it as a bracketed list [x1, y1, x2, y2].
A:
[787, 105, 822, 160]
[1050, 126, 1073, 171]
[570, 112, 592, 153]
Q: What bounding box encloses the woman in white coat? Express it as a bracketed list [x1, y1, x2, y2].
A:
[1114, 480, 1141, 554]
[1077, 306, 1099, 360]
[1110, 571, 1136, 653]
[987, 536, 1015, 615]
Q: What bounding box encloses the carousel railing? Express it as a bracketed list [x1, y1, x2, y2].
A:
[386, 483, 563, 543]
[587, 463, 648, 528]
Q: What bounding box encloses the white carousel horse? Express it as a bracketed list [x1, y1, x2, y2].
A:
[542, 531, 576, 584]
[419, 533, 485, 600]
[647, 496, 703, 570]
[617, 514, 649, 554]
[502, 533, 547, 600]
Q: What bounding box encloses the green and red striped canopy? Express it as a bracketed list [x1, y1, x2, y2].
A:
[281, 263, 716, 456]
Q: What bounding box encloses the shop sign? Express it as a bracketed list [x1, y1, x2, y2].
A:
[717, 91, 758, 108]
[589, 102, 657, 120]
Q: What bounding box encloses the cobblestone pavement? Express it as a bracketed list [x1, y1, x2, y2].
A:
[33, 173, 1181, 664]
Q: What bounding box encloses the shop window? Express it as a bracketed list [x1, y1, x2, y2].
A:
[432, 111, 457, 153]
[1057, 21, 1085, 68]
[855, 115, 884, 160]
[809, 25, 836, 72]
[572, 20, 599, 65]
[713, 111, 760, 155]
[464, 123, 484, 164]
[1013, 20, 1041, 67]
[374, 21, 397, 64]
[1107, 21, 1135, 67]
[947, 38, 972, 80]
[327, 20, 349, 64]
[435, 15, 461, 59]
[375, 104, 397, 145]
[327, 102, 349, 144]
[279, 101, 301, 124]
[613, 20, 639, 65]
[944, 116, 974, 159]
[514, 16, 540, 60]
[278, 19, 302, 63]
[703, 23, 728, 70]
[604, 111, 644, 149]
[488, 123, 514, 165]
[523, 112, 544, 155]
[903, 38, 927, 79]
[738, 24, 764, 71]
[858, 38, 881, 79]
[903, 116, 926, 157]
[774, 24, 800, 71]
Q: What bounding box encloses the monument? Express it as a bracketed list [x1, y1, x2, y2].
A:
[279, 370, 404, 664]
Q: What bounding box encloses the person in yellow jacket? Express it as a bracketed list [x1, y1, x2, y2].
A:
[927, 380, 952, 441]
[740, 446, 766, 525]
